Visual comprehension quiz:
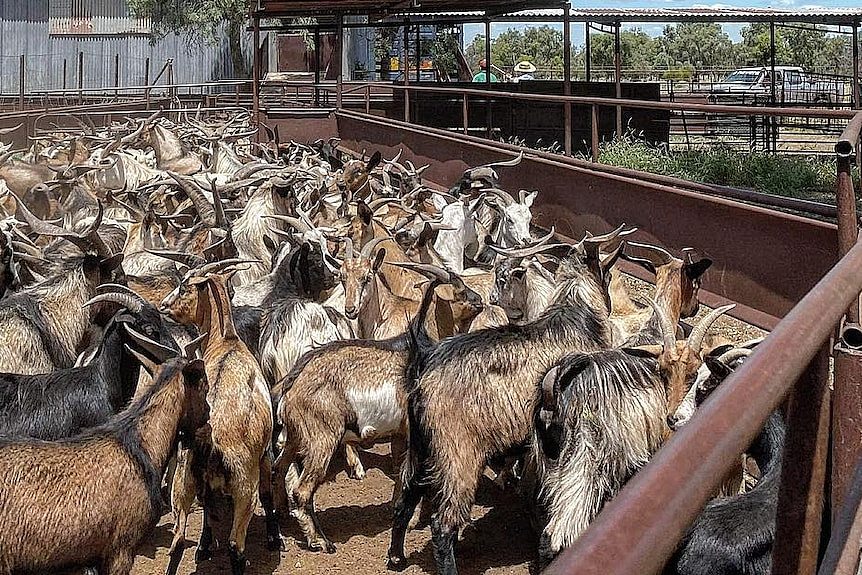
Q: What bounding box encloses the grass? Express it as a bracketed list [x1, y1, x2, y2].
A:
[583, 132, 860, 204]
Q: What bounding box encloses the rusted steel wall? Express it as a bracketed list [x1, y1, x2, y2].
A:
[334, 109, 838, 329]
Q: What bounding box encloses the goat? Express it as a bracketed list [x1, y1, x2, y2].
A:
[0, 201, 123, 374]
[271, 280, 438, 554]
[0, 344, 209, 575]
[0, 295, 168, 439]
[532, 301, 733, 566]
[159, 261, 279, 574]
[387, 226, 629, 574]
[665, 349, 783, 575]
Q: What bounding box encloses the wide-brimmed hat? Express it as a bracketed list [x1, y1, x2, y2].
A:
[514, 61, 537, 73]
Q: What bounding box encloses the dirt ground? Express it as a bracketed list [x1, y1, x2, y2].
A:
[130, 445, 537, 575]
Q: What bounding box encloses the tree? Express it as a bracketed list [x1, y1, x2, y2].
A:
[128, 0, 250, 78]
[465, 25, 564, 77]
[737, 23, 791, 66]
[658, 23, 734, 69]
[586, 29, 658, 71]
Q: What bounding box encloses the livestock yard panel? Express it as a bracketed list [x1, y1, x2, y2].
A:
[335, 109, 839, 329]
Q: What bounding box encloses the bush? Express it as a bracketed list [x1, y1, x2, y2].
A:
[587, 132, 859, 203]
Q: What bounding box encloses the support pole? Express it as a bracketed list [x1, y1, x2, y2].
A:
[585, 22, 591, 82]
[114, 53, 120, 98]
[485, 17, 492, 139]
[614, 22, 622, 137]
[416, 23, 421, 84]
[253, 13, 261, 140]
[403, 24, 410, 123]
[78, 51, 84, 105]
[62, 58, 67, 91]
[336, 13, 344, 109]
[770, 21, 777, 153]
[18, 55, 24, 112]
[563, 6, 572, 156]
[314, 27, 321, 106]
[853, 23, 860, 110]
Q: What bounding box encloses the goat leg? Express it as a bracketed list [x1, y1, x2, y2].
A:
[387, 477, 427, 571]
[344, 442, 366, 480]
[227, 482, 256, 574]
[100, 550, 134, 575]
[258, 452, 284, 551]
[431, 516, 459, 575]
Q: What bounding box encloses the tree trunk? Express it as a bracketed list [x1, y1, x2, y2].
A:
[229, 18, 249, 78]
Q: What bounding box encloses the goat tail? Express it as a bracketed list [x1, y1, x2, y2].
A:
[405, 279, 440, 389]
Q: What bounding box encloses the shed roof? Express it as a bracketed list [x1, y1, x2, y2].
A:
[255, 0, 566, 18]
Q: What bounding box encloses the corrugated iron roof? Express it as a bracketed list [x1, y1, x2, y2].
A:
[255, 0, 565, 17]
[565, 8, 862, 24]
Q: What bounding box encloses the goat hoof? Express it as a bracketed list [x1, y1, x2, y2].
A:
[194, 546, 212, 563]
[348, 468, 366, 480]
[387, 554, 408, 571]
[228, 543, 247, 575]
[266, 534, 285, 551]
[310, 539, 336, 554]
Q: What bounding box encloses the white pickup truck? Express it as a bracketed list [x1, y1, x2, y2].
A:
[709, 66, 843, 105]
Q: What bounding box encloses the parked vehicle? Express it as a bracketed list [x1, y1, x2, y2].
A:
[708, 66, 844, 105]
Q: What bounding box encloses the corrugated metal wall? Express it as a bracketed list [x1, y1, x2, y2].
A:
[0, 0, 249, 93]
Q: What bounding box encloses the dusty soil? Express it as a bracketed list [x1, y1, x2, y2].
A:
[131, 445, 537, 575]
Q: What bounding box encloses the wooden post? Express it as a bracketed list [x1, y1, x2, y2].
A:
[614, 22, 622, 137]
[463, 94, 469, 135]
[485, 18, 492, 138]
[365, 85, 371, 114]
[62, 58, 67, 91]
[585, 22, 591, 83]
[563, 6, 572, 156]
[415, 24, 421, 84]
[769, 21, 777, 152]
[114, 53, 120, 98]
[591, 104, 599, 162]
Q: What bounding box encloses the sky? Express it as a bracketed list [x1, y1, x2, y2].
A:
[463, 0, 860, 46]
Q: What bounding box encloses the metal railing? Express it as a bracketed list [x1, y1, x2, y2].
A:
[543, 110, 862, 574]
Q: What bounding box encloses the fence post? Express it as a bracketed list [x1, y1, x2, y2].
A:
[591, 104, 599, 162]
[114, 53, 120, 98]
[463, 93, 469, 135]
[62, 58, 67, 91]
[365, 85, 370, 115]
[77, 52, 84, 105]
[18, 55, 25, 112]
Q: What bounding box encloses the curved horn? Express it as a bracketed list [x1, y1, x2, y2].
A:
[145, 249, 206, 269]
[123, 324, 177, 364]
[263, 214, 312, 234]
[168, 172, 216, 227]
[360, 236, 389, 259]
[482, 187, 516, 206]
[625, 240, 677, 267]
[486, 227, 557, 258]
[584, 224, 630, 247]
[391, 261, 452, 283]
[84, 292, 144, 313]
[487, 151, 524, 169]
[644, 298, 677, 351]
[541, 365, 560, 411]
[717, 347, 752, 365]
[194, 258, 262, 278]
[687, 304, 736, 354]
[208, 176, 227, 228]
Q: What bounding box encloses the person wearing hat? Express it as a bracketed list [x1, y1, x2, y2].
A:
[513, 60, 536, 82]
[472, 59, 499, 83]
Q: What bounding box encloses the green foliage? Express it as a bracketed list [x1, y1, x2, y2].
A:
[587, 28, 659, 70]
[592, 131, 858, 202]
[657, 23, 734, 69]
[128, 0, 250, 76]
[465, 25, 564, 76]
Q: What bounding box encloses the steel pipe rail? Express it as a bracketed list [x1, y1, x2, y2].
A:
[543, 236, 862, 575]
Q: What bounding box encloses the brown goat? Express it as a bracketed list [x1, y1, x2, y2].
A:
[612, 241, 712, 346]
[0, 348, 209, 575]
[159, 262, 278, 575]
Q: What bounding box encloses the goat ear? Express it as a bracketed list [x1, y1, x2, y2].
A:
[705, 356, 733, 379]
[600, 241, 625, 276]
[124, 344, 159, 377]
[366, 150, 382, 172]
[623, 345, 663, 358]
[523, 190, 537, 208]
[685, 258, 713, 281]
[357, 200, 373, 226]
[263, 235, 277, 255]
[100, 253, 125, 271]
[372, 248, 387, 272]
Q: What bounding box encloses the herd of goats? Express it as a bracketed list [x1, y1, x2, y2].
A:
[0, 110, 778, 575]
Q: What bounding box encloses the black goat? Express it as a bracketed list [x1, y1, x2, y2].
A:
[665, 352, 784, 575]
[0, 288, 175, 440]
